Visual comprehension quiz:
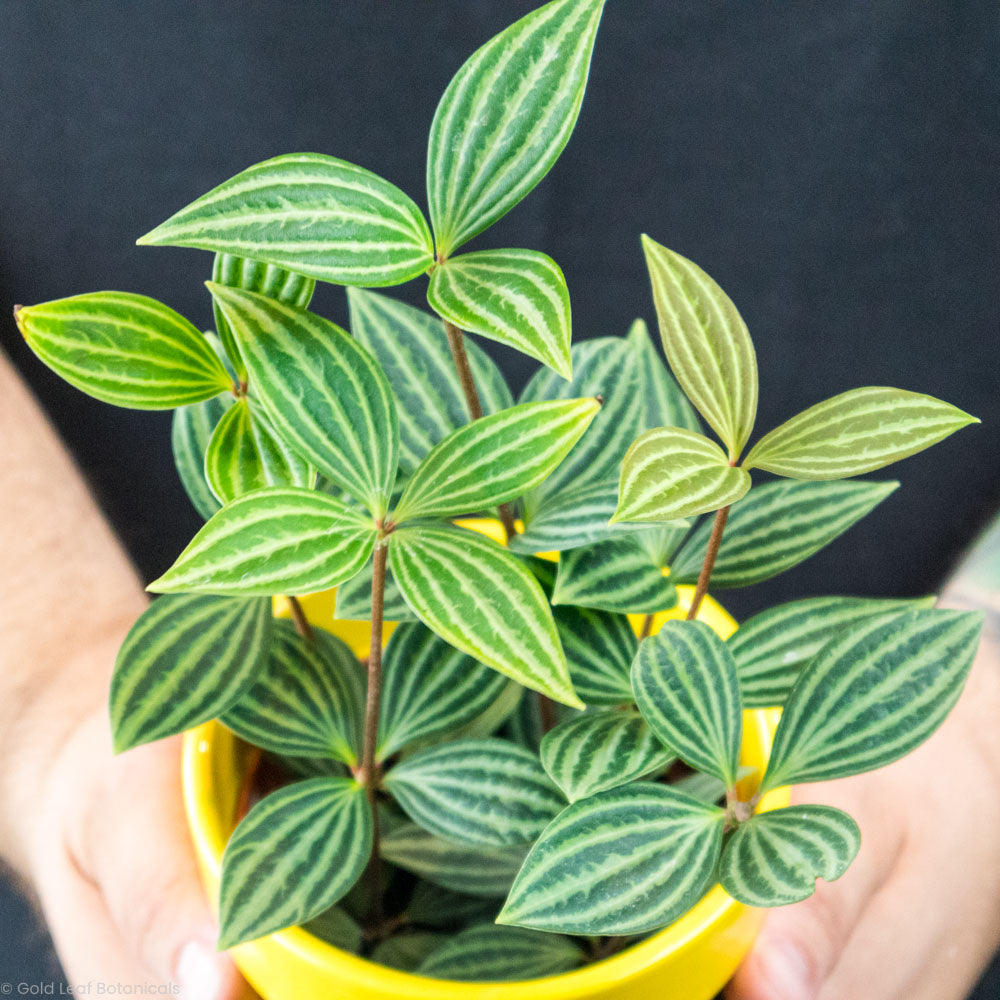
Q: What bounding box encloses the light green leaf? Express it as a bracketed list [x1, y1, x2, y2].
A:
[302, 906, 363, 954]
[390, 523, 581, 708]
[138, 153, 433, 287]
[498, 783, 724, 935]
[541, 711, 672, 802]
[761, 608, 983, 792]
[110, 594, 271, 753]
[729, 596, 936, 708]
[743, 387, 978, 479]
[207, 284, 399, 517]
[628, 318, 701, 432]
[614, 425, 751, 524]
[394, 399, 600, 522]
[149, 487, 376, 596]
[552, 536, 678, 614]
[372, 932, 448, 973]
[405, 881, 502, 930]
[211, 252, 315, 378]
[219, 777, 372, 948]
[15, 292, 232, 409]
[554, 604, 636, 706]
[443, 679, 523, 745]
[428, 249, 572, 377]
[632, 621, 742, 786]
[221, 620, 363, 766]
[377, 623, 510, 759]
[172, 395, 230, 520]
[334, 559, 416, 623]
[417, 924, 584, 982]
[348, 289, 512, 476]
[384, 738, 565, 848]
[669, 480, 898, 588]
[427, 0, 606, 257]
[719, 806, 861, 906]
[641, 236, 758, 457]
[380, 820, 527, 898]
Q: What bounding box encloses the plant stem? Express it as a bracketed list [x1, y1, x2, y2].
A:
[287, 595, 315, 643]
[686, 505, 731, 622]
[638, 614, 655, 640]
[538, 694, 557, 733]
[442, 318, 519, 542]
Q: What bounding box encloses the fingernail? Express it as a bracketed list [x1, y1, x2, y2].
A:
[176, 939, 225, 1000]
[755, 940, 814, 1000]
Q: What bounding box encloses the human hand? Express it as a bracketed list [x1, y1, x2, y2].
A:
[728, 621, 1000, 1000]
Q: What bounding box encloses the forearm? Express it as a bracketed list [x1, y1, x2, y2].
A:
[0, 351, 146, 871]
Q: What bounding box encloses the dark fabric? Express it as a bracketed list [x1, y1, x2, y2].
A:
[1, 2, 998, 993]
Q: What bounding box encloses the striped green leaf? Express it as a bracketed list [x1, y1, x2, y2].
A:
[673, 772, 728, 805]
[204, 397, 314, 505]
[208, 285, 398, 517]
[761, 608, 983, 793]
[110, 594, 271, 753]
[554, 604, 636, 706]
[172, 394, 230, 519]
[628, 318, 701, 433]
[219, 777, 372, 948]
[428, 249, 572, 377]
[139, 153, 433, 287]
[511, 480, 634, 554]
[377, 623, 510, 759]
[334, 560, 416, 623]
[719, 805, 861, 907]
[302, 906, 363, 954]
[541, 711, 673, 802]
[15, 292, 232, 409]
[498, 783, 725, 935]
[405, 880, 503, 929]
[641, 236, 758, 458]
[427, 0, 606, 257]
[394, 399, 600, 522]
[211, 252, 315, 378]
[729, 596, 936, 708]
[149, 487, 376, 596]
[417, 924, 584, 982]
[552, 536, 678, 614]
[444, 680, 526, 745]
[670, 480, 898, 588]
[348, 289, 512, 476]
[380, 821, 527, 898]
[372, 932, 448, 973]
[632, 621, 742, 786]
[744, 387, 978, 480]
[384, 738, 565, 847]
[390, 523, 581, 707]
[221, 620, 363, 766]
[614, 426, 751, 524]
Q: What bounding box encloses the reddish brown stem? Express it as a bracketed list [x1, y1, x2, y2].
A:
[686, 505, 731, 622]
[287, 595, 315, 643]
[538, 694, 557, 734]
[442, 319, 519, 542]
[638, 614, 655, 640]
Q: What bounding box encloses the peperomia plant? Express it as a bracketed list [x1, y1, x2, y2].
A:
[12, 0, 984, 985]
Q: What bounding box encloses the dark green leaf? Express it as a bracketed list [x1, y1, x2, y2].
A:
[172, 395, 230, 520]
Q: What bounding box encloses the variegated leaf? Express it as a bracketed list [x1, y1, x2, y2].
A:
[541, 711, 672, 802]
[614, 425, 751, 524]
[110, 594, 271, 752]
[427, 0, 606, 256]
[149, 487, 376, 596]
[208, 284, 398, 517]
[384, 738, 565, 847]
[405, 880, 503, 930]
[417, 924, 584, 981]
[669, 480, 898, 588]
[628, 318, 701, 432]
[139, 153, 433, 287]
[15, 292, 232, 409]
[729, 595, 936, 708]
[334, 559, 416, 622]
[428, 249, 572, 377]
[641, 236, 758, 458]
[380, 821, 527, 898]
[172, 394, 230, 520]
[554, 603, 636, 706]
[510, 480, 634, 554]
[632, 621, 743, 786]
[390, 523, 581, 707]
[377, 623, 510, 759]
[302, 906, 363, 954]
[221, 620, 363, 766]
[498, 783, 725, 935]
[211, 251, 315, 377]
[348, 289, 512, 476]
[219, 777, 372, 948]
[761, 608, 983, 792]
[394, 399, 600, 522]
[372, 933, 447, 973]
[743, 387, 978, 480]
[719, 805, 861, 906]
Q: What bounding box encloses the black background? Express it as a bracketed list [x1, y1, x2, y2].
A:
[1, 1, 998, 992]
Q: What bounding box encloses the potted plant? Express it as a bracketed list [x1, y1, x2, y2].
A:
[13, 2, 982, 998]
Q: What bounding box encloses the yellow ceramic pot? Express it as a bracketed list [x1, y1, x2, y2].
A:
[182, 522, 790, 1000]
